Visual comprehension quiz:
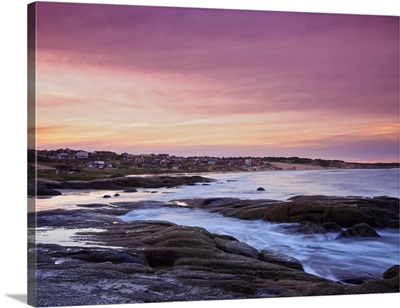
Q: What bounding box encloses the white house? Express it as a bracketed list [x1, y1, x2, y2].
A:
[94, 161, 106, 169]
[57, 153, 72, 160]
[75, 151, 90, 159]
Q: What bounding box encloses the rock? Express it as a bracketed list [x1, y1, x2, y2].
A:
[103, 195, 111, 198]
[30, 184, 62, 196]
[123, 188, 138, 193]
[321, 222, 342, 232]
[143, 247, 219, 268]
[142, 225, 215, 247]
[264, 196, 400, 228]
[236, 207, 269, 220]
[336, 223, 381, 239]
[76, 203, 108, 208]
[50, 248, 148, 265]
[383, 265, 399, 279]
[257, 187, 266, 191]
[214, 237, 259, 259]
[330, 207, 371, 227]
[34, 212, 400, 307]
[33, 176, 214, 196]
[259, 250, 304, 271]
[114, 193, 120, 197]
[32, 209, 120, 229]
[331, 268, 378, 284]
[292, 221, 328, 234]
[181, 196, 399, 229]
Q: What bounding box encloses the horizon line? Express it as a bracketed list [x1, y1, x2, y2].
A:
[29, 147, 399, 165]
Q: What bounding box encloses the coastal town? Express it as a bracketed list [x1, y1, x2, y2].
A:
[28, 148, 399, 179]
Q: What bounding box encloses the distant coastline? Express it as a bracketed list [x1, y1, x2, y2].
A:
[28, 148, 399, 181]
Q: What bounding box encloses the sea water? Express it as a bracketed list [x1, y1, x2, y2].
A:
[35, 168, 400, 281]
[35, 168, 400, 211]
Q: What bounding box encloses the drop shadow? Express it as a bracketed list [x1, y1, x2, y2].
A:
[5, 294, 27, 304]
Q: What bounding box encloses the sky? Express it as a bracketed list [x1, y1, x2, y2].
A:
[31, 2, 399, 162]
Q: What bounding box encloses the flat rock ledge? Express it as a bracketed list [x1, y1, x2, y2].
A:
[179, 195, 399, 229]
[31, 206, 399, 307]
[28, 175, 214, 196]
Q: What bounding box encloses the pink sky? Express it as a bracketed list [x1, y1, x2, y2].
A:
[32, 2, 399, 162]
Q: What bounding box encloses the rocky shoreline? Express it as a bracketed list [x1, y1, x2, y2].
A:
[179, 195, 400, 228]
[28, 175, 214, 196]
[30, 195, 399, 306]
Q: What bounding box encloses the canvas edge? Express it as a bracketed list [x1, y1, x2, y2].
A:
[27, 2, 37, 307]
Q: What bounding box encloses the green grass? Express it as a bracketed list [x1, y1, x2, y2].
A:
[29, 164, 191, 180]
[29, 161, 235, 181]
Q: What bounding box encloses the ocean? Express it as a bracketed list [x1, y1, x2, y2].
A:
[36, 168, 400, 211]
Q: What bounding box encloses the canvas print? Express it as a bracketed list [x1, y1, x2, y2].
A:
[27, 1, 399, 307]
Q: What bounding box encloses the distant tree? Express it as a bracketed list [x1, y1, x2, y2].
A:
[315, 159, 330, 167]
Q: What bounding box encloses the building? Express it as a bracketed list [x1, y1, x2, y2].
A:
[90, 151, 118, 161]
[57, 153, 72, 160]
[56, 165, 73, 175]
[75, 151, 90, 159]
[94, 161, 106, 169]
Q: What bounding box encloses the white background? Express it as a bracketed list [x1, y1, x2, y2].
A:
[0, 1, 399, 308]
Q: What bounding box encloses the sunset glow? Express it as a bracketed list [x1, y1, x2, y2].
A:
[32, 3, 399, 162]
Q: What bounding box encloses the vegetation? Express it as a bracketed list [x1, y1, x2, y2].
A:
[28, 149, 399, 181]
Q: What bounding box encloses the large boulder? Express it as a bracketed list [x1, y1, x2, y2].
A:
[262, 196, 399, 228]
[330, 268, 378, 284]
[383, 265, 399, 280]
[336, 223, 381, 239]
[181, 196, 399, 229]
[293, 221, 328, 234]
[29, 183, 62, 196]
[321, 222, 342, 232]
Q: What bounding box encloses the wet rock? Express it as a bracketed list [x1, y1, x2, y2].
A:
[103, 195, 112, 198]
[383, 265, 399, 279]
[30, 184, 62, 196]
[331, 268, 378, 284]
[114, 193, 120, 197]
[76, 203, 108, 208]
[257, 187, 266, 191]
[50, 248, 148, 265]
[259, 250, 304, 271]
[32, 208, 122, 229]
[336, 223, 381, 239]
[143, 247, 219, 268]
[33, 202, 400, 307]
[34, 176, 214, 195]
[142, 225, 215, 247]
[184, 196, 399, 229]
[214, 237, 259, 259]
[288, 221, 328, 234]
[236, 207, 270, 220]
[123, 188, 138, 193]
[321, 222, 342, 232]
